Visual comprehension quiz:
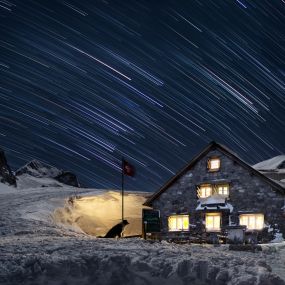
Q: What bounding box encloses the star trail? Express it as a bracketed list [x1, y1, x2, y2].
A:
[0, 0, 284, 191]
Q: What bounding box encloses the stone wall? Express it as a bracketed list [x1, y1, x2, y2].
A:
[152, 148, 285, 242]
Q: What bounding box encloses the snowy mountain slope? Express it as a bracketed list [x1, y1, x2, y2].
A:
[16, 174, 64, 189]
[16, 159, 80, 187]
[0, 181, 285, 284]
[16, 159, 62, 178]
[0, 180, 15, 193]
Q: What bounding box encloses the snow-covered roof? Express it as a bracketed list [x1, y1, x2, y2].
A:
[196, 195, 233, 212]
[196, 202, 233, 212]
[199, 194, 226, 205]
[253, 155, 285, 171]
[274, 179, 285, 189]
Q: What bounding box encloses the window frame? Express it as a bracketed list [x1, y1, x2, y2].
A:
[207, 157, 221, 172]
[168, 214, 190, 232]
[197, 183, 230, 198]
[205, 212, 221, 232]
[216, 184, 230, 197]
[239, 213, 264, 231]
[197, 184, 213, 198]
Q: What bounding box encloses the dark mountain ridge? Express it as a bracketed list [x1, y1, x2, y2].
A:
[16, 159, 80, 187]
[0, 148, 17, 186]
[0, 148, 80, 188]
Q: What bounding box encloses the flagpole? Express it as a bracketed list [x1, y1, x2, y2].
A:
[121, 158, 124, 225]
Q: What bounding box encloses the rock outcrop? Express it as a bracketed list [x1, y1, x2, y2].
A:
[55, 171, 80, 187]
[0, 148, 16, 186]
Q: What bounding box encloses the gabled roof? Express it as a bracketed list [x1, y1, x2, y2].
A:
[144, 141, 285, 206]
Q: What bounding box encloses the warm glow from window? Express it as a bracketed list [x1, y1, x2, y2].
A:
[239, 214, 264, 230]
[217, 184, 229, 196]
[205, 213, 221, 231]
[168, 215, 189, 231]
[208, 158, 220, 171]
[198, 184, 212, 198]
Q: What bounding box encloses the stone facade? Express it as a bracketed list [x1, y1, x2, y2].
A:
[148, 144, 285, 243]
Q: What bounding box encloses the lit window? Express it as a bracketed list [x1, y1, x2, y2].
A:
[168, 215, 189, 231]
[205, 213, 221, 231]
[208, 158, 220, 171]
[239, 214, 264, 230]
[198, 184, 212, 198]
[217, 184, 229, 196]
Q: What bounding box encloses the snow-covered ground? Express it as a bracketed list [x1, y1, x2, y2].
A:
[1, 181, 285, 285]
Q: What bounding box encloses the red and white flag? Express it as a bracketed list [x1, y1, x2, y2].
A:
[122, 159, 135, 177]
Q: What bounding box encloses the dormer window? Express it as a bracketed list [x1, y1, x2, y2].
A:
[208, 157, 220, 171]
[198, 183, 230, 198]
[198, 184, 212, 198]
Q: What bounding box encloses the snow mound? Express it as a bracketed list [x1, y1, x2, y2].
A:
[53, 191, 149, 237]
[271, 233, 284, 243]
[253, 155, 285, 171]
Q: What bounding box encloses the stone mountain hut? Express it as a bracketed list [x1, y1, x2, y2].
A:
[143, 141, 285, 243]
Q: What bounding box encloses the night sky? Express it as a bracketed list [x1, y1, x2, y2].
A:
[0, 0, 285, 191]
